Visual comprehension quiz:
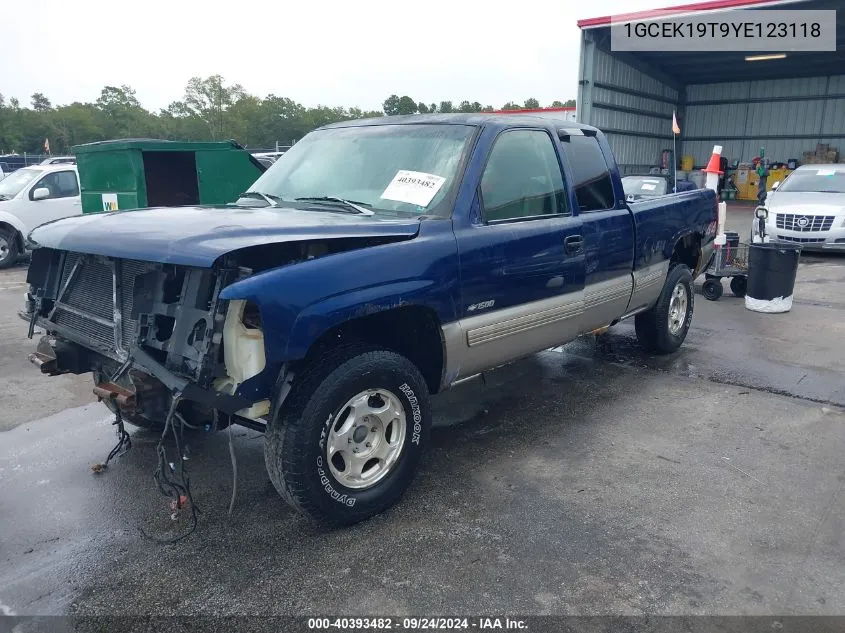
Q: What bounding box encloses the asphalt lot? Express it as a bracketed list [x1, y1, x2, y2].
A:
[0, 259, 92, 432]
[1, 206, 843, 618]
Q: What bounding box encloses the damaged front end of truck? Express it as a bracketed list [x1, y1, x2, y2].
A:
[24, 247, 266, 431]
[20, 206, 422, 438]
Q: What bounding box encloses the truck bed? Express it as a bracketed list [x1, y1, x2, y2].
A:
[628, 188, 718, 276]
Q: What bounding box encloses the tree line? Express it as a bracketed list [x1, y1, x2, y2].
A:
[0, 75, 575, 155]
[383, 95, 574, 116]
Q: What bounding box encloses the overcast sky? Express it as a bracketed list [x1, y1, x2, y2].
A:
[2, 0, 699, 111]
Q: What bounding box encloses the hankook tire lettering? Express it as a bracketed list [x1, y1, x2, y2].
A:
[399, 382, 421, 445]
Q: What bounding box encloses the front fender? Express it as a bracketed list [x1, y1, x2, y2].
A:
[286, 280, 438, 359]
[219, 220, 460, 368]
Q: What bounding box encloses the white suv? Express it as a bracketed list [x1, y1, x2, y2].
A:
[0, 164, 82, 268]
[764, 164, 845, 252]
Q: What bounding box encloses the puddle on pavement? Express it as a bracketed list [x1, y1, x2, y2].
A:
[432, 330, 701, 435]
[551, 332, 696, 378]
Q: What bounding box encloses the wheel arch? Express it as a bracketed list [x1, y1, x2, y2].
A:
[298, 304, 446, 395]
[669, 231, 703, 276]
[0, 220, 25, 252]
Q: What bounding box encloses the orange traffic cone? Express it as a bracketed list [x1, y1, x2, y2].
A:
[702, 145, 723, 193]
[703, 145, 724, 176]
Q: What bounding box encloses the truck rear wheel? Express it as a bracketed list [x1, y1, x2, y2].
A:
[634, 263, 694, 355]
[265, 347, 431, 526]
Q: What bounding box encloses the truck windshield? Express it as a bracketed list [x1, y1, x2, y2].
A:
[778, 168, 845, 193]
[621, 176, 667, 197]
[0, 168, 41, 200]
[243, 123, 476, 217]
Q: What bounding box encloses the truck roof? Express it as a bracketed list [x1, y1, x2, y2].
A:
[15, 163, 78, 174]
[319, 113, 599, 133]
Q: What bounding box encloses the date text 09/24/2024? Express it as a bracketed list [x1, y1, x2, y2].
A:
[307, 618, 528, 630]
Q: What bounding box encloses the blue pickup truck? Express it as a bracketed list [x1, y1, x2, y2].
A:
[23, 114, 717, 526]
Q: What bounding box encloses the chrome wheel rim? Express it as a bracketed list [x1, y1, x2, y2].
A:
[668, 282, 688, 336]
[0, 236, 9, 261]
[326, 389, 407, 490]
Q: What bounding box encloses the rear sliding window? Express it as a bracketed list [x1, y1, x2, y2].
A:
[560, 134, 615, 212]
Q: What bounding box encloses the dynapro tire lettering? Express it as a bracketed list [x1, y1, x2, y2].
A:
[316, 455, 356, 506]
[318, 413, 331, 451]
[398, 382, 421, 445]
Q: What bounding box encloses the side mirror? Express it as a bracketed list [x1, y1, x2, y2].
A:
[32, 187, 50, 201]
[770, 181, 780, 191]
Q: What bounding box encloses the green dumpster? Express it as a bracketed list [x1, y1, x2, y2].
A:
[72, 139, 267, 214]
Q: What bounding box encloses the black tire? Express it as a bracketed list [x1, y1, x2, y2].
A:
[730, 276, 747, 298]
[0, 228, 21, 269]
[702, 278, 724, 301]
[635, 264, 694, 355]
[265, 346, 431, 526]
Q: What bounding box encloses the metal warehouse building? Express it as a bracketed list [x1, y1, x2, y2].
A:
[576, 0, 845, 176]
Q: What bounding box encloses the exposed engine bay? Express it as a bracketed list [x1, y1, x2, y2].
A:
[22, 234, 407, 430]
[22, 247, 273, 429]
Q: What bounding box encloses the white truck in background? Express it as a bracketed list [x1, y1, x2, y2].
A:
[0, 164, 81, 268]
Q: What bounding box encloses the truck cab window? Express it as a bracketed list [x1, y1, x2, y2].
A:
[480, 129, 569, 222]
[31, 171, 79, 200]
[561, 135, 615, 212]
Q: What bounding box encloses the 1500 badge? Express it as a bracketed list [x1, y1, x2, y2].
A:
[467, 300, 495, 312]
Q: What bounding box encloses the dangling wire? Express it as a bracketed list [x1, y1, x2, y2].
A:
[227, 420, 238, 516]
[213, 409, 239, 516]
[140, 393, 199, 544]
[92, 403, 132, 473]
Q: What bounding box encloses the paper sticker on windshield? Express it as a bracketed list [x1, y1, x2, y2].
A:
[816, 168, 837, 176]
[641, 183, 657, 191]
[380, 170, 446, 207]
[102, 193, 118, 212]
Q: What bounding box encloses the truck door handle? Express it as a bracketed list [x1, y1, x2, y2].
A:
[564, 235, 583, 255]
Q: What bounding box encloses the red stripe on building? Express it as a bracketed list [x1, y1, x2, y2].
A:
[577, 0, 792, 29]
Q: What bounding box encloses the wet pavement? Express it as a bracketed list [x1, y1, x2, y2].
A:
[0, 243, 843, 618]
[0, 262, 92, 432]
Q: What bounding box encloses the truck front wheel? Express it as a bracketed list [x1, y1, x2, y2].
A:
[0, 228, 21, 269]
[265, 347, 431, 526]
[634, 263, 694, 355]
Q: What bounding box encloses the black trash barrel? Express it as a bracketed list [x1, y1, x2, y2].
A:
[745, 242, 802, 313]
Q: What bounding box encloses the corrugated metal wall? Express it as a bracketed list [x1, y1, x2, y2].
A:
[578, 24, 845, 173]
[577, 36, 679, 174]
[684, 75, 845, 167]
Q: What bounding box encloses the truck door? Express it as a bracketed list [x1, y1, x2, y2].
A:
[449, 127, 585, 380]
[558, 130, 635, 332]
[26, 169, 82, 231]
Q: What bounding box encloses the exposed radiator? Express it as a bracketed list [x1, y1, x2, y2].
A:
[52, 253, 157, 353]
